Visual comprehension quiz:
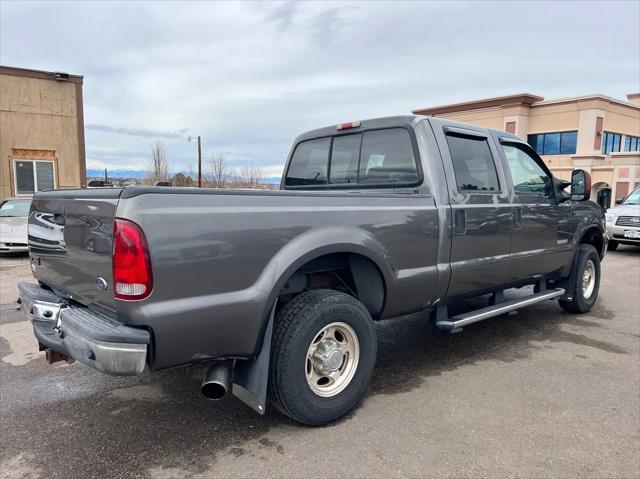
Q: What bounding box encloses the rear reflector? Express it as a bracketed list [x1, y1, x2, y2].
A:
[336, 121, 361, 130]
[112, 218, 153, 300]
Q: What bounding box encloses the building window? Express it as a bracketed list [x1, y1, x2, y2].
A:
[527, 131, 577, 155]
[624, 135, 640, 152]
[601, 131, 622, 154]
[12, 159, 56, 196]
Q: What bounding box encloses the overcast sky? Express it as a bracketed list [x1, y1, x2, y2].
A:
[2, 0, 639, 177]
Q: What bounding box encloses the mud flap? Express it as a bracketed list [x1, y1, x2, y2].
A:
[555, 250, 579, 302]
[232, 303, 276, 415]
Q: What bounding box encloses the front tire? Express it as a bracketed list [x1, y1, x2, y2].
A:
[607, 240, 619, 251]
[559, 244, 601, 313]
[268, 289, 377, 426]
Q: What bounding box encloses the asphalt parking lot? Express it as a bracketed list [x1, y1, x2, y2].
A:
[1, 249, 639, 479]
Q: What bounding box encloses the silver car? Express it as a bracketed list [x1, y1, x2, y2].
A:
[0, 197, 31, 253]
[606, 186, 640, 250]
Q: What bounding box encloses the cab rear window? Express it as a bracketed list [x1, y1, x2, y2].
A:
[285, 128, 419, 188]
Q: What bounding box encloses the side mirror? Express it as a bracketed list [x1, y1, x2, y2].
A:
[615, 198, 623, 205]
[570, 169, 591, 201]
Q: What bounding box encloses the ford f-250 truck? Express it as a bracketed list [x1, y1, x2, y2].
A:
[19, 116, 607, 425]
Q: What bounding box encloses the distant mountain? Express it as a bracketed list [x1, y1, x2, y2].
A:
[87, 168, 146, 179]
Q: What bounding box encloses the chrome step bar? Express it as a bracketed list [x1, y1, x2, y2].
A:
[436, 288, 565, 331]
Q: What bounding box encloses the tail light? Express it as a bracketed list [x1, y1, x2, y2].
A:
[112, 218, 153, 300]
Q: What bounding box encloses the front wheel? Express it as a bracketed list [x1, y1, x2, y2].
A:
[559, 244, 601, 313]
[607, 240, 619, 251]
[268, 289, 377, 426]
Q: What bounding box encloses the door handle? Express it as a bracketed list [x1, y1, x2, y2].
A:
[454, 209, 466, 234]
[513, 207, 522, 227]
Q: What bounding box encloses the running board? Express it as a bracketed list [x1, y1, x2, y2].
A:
[436, 288, 565, 331]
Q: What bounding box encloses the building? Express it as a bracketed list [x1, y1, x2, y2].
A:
[0, 66, 86, 202]
[413, 92, 640, 207]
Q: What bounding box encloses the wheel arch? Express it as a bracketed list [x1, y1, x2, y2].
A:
[577, 224, 605, 259]
[252, 227, 393, 356]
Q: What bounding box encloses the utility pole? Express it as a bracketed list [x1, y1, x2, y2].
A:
[197, 135, 202, 188]
[189, 135, 203, 188]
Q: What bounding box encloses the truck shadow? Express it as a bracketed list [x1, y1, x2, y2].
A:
[0, 296, 622, 478]
[371, 296, 621, 396]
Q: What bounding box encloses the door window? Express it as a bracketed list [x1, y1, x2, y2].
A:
[502, 144, 553, 199]
[445, 134, 500, 192]
[13, 160, 56, 195]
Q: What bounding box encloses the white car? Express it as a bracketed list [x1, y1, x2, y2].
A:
[0, 197, 31, 253]
[606, 186, 640, 250]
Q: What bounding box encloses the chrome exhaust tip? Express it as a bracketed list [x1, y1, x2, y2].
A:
[201, 361, 232, 400]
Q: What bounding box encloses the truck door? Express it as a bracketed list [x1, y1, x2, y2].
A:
[430, 120, 513, 296]
[494, 136, 573, 280]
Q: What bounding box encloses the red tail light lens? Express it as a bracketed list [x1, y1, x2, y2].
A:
[112, 218, 153, 300]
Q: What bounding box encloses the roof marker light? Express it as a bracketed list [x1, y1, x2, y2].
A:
[336, 121, 361, 130]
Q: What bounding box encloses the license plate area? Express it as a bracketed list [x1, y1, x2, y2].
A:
[623, 230, 640, 239]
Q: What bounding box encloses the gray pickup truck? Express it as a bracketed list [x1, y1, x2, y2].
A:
[19, 116, 606, 425]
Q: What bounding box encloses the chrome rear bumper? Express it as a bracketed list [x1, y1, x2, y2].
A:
[18, 282, 149, 375]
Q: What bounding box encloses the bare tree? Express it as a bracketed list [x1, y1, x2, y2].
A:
[146, 140, 170, 184]
[205, 153, 228, 188]
[238, 161, 264, 188]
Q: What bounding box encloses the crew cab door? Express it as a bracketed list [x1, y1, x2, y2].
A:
[431, 120, 513, 296]
[493, 136, 573, 280]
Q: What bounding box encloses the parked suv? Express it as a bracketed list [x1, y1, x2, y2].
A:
[18, 116, 606, 425]
[606, 186, 640, 250]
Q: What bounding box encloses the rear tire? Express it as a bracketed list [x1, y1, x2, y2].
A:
[559, 244, 601, 314]
[268, 289, 376, 426]
[607, 240, 619, 251]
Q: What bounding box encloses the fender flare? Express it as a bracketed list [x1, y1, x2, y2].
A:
[250, 227, 394, 356]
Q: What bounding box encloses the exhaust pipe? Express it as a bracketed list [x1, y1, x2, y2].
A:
[201, 361, 232, 400]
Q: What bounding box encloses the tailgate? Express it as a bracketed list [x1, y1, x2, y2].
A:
[28, 188, 123, 310]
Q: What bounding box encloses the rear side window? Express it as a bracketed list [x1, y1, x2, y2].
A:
[445, 134, 500, 192]
[285, 128, 419, 188]
[285, 138, 330, 186]
[359, 129, 418, 185]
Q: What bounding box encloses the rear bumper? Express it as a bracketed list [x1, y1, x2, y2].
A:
[18, 282, 149, 375]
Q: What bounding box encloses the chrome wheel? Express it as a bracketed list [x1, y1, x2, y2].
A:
[582, 259, 596, 299]
[305, 322, 360, 398]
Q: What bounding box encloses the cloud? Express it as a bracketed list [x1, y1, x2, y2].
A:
[86, 124, 186, 140]
[1, 0, 638, 175]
